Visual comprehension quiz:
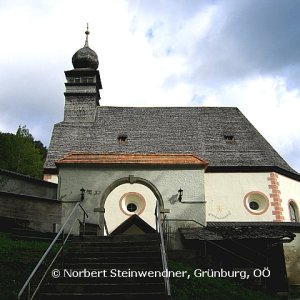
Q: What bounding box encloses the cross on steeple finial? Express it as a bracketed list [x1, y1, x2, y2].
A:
[85, 23, 90, 47]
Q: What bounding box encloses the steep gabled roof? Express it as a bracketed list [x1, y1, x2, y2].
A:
[110, 214, 156, 235]
[45, 106, 299, 179]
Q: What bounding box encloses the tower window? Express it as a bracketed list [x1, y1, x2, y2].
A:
[67, 77, 95, 84]
[81, 77, 95, 83]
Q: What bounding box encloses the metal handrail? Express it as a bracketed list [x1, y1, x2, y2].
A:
[155, 200, 171, 297]
[103, 216, 109, 236]
[162, 214, 171, 249]
[18, 202, 88, 300]
[167, 218, 206, 228]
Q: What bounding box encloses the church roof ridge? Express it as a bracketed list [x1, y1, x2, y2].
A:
[96, 105, 238, 109]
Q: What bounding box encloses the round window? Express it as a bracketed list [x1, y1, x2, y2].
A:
[249, 201, 259, 210]
[244, 192, 269, 215]
[119, 192, 146, 216]
[127, 203, 137, 212]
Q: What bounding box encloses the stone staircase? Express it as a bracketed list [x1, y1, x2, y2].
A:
[38, 233, 171, 299]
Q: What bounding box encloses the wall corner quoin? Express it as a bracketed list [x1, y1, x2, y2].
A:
[268, 172, 284, 221]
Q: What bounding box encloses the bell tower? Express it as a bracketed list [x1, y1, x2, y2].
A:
[64, 24, 102, 122]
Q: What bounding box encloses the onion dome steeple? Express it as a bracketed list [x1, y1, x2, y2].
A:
[72, 24, 99, 70]
[64, 24, 102, 122]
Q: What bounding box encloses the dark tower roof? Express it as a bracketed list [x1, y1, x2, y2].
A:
[72, 25, 99, 70]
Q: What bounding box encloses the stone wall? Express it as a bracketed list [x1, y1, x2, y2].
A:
[0, 169, 57, 199]
[0, 169, 60, 232]
[0, 192, 61, 232]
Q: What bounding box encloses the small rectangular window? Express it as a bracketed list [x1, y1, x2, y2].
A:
[118, 134, 128, 145]
[224, 135, 235, 143]
[81, 77, 94, 83]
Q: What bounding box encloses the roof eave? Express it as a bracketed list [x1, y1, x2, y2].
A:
[55, 153, 209, 168]
[206, 165, 300, 181]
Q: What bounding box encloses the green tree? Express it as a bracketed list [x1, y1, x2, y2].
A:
[0, 126, 47, 179]
[16, 125, 33, 140]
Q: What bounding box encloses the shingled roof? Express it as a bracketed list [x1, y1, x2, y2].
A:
[45, 106, 299, 179]
[180, 222, 300, 241]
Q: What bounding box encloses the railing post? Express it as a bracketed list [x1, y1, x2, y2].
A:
[83, 211, 86, 235]
[61, 230, 64, 269]
[155, 200, 171, 297]
[27, 283, 30, 300]
[104, 217, 109, 236]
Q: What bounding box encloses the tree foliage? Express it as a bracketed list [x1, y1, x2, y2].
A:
[0, 126, 47, 179]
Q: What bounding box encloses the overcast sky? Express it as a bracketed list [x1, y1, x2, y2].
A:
[1, 0, 300, 172]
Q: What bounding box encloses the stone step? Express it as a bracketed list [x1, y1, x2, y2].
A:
[61, 261, 163, 270]
[66, 250, 160, 258]
[67, 245, 160, 253]
[42, 282, 165, 293]
[76, 233, 159, 242]
[68, 240, 159, 248]
[39, 291, 169, 300]
[63, 256, 161, 264]
[50, 274, 164, 284]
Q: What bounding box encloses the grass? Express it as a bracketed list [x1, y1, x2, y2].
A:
[0, 232, 54, 299]
[169, 260, 279, 300]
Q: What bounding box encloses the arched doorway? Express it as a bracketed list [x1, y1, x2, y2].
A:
[99, 176, 164, 234]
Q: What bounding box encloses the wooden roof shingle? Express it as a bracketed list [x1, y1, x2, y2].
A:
[45, 106, 299, 179]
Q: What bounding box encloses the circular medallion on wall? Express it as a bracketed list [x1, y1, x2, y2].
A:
[244, 192, 269, 215]
[119, 192, 146, 216]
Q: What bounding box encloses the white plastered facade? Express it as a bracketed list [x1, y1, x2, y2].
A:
[205, 172, 274, 222]
[278, 174, 300, 222]
[105, 183, 157, 232]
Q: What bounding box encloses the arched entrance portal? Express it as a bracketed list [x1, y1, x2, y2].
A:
[99, 176, 164, 235]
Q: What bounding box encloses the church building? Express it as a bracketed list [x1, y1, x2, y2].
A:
[44, 28, 300, 228]
[43, 28, 300, 291]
